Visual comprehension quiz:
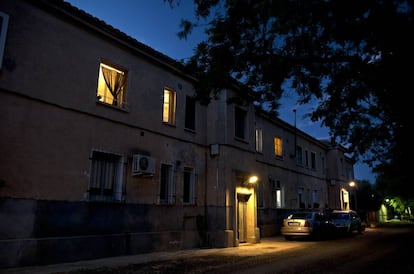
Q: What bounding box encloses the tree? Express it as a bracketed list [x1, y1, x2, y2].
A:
[356, 180, 383, 212]
[167, 0, 412, 197]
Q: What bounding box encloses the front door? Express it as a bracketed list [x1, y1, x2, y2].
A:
[238, 199, 247, 243]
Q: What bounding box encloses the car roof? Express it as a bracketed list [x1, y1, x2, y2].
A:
[332, 210, 357, 213]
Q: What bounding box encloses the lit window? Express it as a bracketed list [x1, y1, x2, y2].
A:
[163, 88, 176, 125]
[160, 163, 175, 204]
[185, 96, 196, 130]
[274, 136, 283, 157]
[97, 63, 128, 108]
[88, 151, 124, 202]
[270, 179, 284, 208]
[234, 107, 247, 139]
[0, 11, 9, 70]
[183, 167, 196, 204]
[255, 128, 263, 153]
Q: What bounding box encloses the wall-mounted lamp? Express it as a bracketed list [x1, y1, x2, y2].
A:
[247, 175, 258, 184]
[242, 175, 258, 187]
[349, 181, 356, 187]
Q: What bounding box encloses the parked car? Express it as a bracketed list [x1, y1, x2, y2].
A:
[280, 211, 336, 240]
[329, 210, 365, 235]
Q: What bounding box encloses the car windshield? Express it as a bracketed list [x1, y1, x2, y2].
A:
[331, 213, 350, 220]
[289, 213, 313, 219]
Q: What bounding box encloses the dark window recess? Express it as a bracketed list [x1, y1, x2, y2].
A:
[185, 96, 196, 130]
[235, 107, 246, 139]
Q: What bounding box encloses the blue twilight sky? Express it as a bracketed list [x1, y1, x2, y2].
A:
[64, 0, 376, 183]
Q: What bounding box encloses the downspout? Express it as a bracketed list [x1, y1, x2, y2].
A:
[204, 151, 209, 245]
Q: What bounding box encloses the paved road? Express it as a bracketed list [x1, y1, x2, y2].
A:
[2, 226, 413, 274]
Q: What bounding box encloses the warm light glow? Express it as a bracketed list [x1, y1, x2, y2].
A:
[163, 88, 176, 124]
[248, 175, 258, 184]
[349, 181, 356, 187]
[237, 187, 250, 195]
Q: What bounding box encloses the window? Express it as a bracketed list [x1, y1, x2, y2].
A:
[257, 178, 264, 207]
[296, 145, 303, 165]
[298, 187, 304, 209]
[234, 107, 247, 139]
[274, 136, 283, 157]
[270, 178, 283, 208]
[321, 155, 326, 174]
[183, 167, 196, 204]
[311, 152, 316, 170]
[255, 128, 263, 153]
[88, 151, 124, 202]
[185, 96, 196, 130]
[96, 63, 128, 108]
[160, 163, 175, 204]
[163, 88, 176, 125]
[305, 150, 309, 167]
[0, 11, 9, 70]
[312, 190, 319, 208]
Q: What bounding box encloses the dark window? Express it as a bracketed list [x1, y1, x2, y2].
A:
[160, 163, 174, 204]
[235, 107, 247, 139]
[183, 168, 195, 204]
[185, 96, 196, 130]
[89, 151, 123, 202]
[311, 152, 316, 169]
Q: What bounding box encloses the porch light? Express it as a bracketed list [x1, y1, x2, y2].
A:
[248, 175, 258, 184]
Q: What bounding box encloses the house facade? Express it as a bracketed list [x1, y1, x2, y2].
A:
[0, 0, 355, 268]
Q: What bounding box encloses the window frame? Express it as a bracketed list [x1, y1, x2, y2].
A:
[255, 128, 263, 153]
[159, 162, 175, 204]
[88, 150, 124, 202]
[183, 167, 196, 205]
[96, 62, 128, 109]
[234, 106, 247, 140]
[163, 88, 176, 125]
[296, 145, 303, 166]
[274, 136, 283, 158]
[0, 11, 9, 70]
[270, 178, 284, 208]
[311, 151, 316, 170]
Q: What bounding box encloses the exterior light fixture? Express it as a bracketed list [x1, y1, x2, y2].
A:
[349, 181, 356, 187]
[248, 175, 258, 184]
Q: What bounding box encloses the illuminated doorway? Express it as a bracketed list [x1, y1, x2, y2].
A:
[341, 189, 350, 210]
[237, 193, 251, 243]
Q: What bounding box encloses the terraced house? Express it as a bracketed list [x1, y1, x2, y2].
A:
[0, 0, 356, 268]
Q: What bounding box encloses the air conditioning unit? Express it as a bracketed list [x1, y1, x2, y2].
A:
[132, 154, 155, 176]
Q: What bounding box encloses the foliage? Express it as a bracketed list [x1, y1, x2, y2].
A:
[166, 0, 412, 198]
[384, 197, 414, 220]
[356, 180, 383, 212]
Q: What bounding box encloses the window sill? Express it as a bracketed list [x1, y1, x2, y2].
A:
[162, 122, 176, 128]
[184, 128, 196, 134]
[96, 101, 129, 112]
[234, 137, 249, 144]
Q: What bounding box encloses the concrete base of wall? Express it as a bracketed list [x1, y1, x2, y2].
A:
[0, 198, 206, 269]
[0, 231, 185, 269]
[259, 224, 278, 237]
